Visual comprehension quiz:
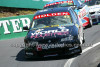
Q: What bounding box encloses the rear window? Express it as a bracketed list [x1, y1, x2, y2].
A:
[43, 1, 74, 9]
[81, 0, 100, 6]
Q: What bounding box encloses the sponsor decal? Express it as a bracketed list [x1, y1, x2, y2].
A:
[44, 1, 73, 8]
[33, 12, 70, 19]
[75, 24, 79, 28]
[31, 29, 69, 38]
[36, 43, 79, 50]
[36, 43, 65, 50]
[78, 9, 87, 18]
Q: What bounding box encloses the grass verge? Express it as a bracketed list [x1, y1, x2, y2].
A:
[0, 7, 38, 18]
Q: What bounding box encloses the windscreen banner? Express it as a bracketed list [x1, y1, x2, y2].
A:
[0, 14, 34, 40]
[0, 0, 62, 9]
[80, 0, 91, 3]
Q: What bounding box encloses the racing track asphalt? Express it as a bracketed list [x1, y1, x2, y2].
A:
[0, 25, 100, 67]
[67, 24, 100, 67]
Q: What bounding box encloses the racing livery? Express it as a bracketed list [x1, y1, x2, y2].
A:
[23, 7, 84, 59]
[80, 0, 100, 24]
[43, 0, 92, 27]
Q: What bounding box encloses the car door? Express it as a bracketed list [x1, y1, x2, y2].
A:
[70, 8, 84, 44]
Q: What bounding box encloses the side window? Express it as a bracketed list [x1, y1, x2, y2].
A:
[70, 9, 77, 24]
[73, 11, 79, 24]
[73, 11, 78, 20]
[75, 0, 85, 9]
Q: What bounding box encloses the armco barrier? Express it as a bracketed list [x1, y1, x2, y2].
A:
[0, 14, 34, 40]
[0, 0, 57, 9]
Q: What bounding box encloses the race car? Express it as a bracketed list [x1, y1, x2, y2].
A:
[43, 0, 92, 27]
[23, 7, 84, 59]
[80, 0, 100, 24]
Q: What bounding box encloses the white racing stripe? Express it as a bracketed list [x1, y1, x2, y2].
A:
[64, 42, 100, 67]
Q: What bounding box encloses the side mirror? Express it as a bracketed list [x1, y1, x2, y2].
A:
[77, 6, 82, 10]
[23, 26, 29, 30]
[71, 6, 76, 10]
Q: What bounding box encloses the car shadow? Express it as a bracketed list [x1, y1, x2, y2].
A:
[15, 49, 81, 62]
[97, 63, 100, 67]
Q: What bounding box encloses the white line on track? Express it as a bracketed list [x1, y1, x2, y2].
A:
[64, 42, 100, 67]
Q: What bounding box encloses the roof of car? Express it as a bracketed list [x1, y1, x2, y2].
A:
[44, 0, 81, 8]
[34, 7, 71, 16]
[46, 0, 67, 4]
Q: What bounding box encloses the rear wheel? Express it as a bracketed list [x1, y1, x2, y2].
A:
[82, 33, 85, 43]
[88, 15, 93, 27]
[88, 20, 92, 27]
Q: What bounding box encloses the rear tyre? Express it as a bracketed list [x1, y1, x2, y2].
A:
[88, 15, 93, 27]
[82, 33, 85, 43]
[88, 21, 92, 27]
